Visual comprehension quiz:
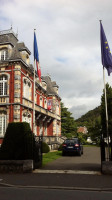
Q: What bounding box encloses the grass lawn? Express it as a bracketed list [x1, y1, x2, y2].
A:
[83, 144, 100, 147]
[42, 151, 62, 166]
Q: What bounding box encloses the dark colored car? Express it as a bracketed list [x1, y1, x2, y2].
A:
[62, 138, 83, 156]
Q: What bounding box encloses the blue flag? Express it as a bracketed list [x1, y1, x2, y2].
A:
[34, 32, 41, 82]
[100, 21, 112, 76]
[34, 32, 39, 62]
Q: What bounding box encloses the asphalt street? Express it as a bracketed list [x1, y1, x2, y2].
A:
[1, 146, 112, 200]
[42, 146, 101, 171]
[1, 187, 112, 200]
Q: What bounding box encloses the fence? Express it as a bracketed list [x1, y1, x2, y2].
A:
[34, 135, 43, 169]
[101, 135, 112, 162]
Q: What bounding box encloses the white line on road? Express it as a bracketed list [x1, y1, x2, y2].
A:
[33, 170, 101, 175]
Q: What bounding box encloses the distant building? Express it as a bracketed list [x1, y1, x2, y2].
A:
[77, 126, 88, 134]
[87, 137, 92, 144]
[0, 28, 62, 149]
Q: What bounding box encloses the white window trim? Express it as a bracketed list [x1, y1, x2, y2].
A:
[23, 78, 31, 100]
[0, 75, 8, 96]
[22, 112, 32, 128]
[0, 114, 7, 137]
[40, 96, 43, 107]
[0, 49, 8, 61]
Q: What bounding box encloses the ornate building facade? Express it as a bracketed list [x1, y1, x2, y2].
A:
[0, 28, 62, 149]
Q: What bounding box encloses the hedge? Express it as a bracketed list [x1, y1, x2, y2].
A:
[42, 142, 50, 153]
[0, 122, 35, 160]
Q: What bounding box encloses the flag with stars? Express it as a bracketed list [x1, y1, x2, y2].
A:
[100, 21, 112, 76]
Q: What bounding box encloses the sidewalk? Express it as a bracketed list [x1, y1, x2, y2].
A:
[0, 170, 112, 191]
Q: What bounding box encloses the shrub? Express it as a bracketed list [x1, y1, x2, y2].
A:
[58, 143, 63, 151]
[42, 142, 50, 153]
[0, 122, 35, 160]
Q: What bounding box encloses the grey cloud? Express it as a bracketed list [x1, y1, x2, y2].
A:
[70, 105, 89, 119]
[0, 0, 112, 118]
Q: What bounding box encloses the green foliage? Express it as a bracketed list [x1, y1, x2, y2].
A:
[42, 142, 50, 153]
[75, 106, 101, 143]
[76, 106, 101, 128]
[101, 83, 112, 137]
[58, 143, 63, 151]
[75, 83, 112, 143]
[61, 102, 77, 137]
[0, 122, 35, 160]
[43, 151, 62, 166]
[77, 132, 87, 144]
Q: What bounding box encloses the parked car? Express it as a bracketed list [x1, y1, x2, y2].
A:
[62, 138, 83, 156]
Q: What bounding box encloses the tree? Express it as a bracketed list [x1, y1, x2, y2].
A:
[61, 102, 77, 137]
[101, 83, 112, 137]
[88, 117, 101, 143]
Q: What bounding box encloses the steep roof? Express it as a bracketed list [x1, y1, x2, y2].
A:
[42, 76, 60, 99]
[0, 29, 31, 60]
[0, 29, 18, 46]
[77, 126, 87, 134]
[16, 42, 31, 54]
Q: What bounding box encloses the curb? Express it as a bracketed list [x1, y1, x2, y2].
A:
[33, 169, 101, 175]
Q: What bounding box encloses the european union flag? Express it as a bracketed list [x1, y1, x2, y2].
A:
[100, 21, 112, 76]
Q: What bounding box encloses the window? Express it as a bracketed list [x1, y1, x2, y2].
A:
[22, 112, 32, 128]
[56, 102, 59, 115]
[0, 113, 7, 137]
[40, 96, 43, 107]
[44, 123, 47, 136]
[44, 99, 47, 109]
[0, 49, 8, 61]
[39, 123, 43, 136]
[0, 75, 8, 96]
[23, 78, 31, 99]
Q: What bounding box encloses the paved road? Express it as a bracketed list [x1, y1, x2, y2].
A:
[1, 187, 112, 200]
[42, 147, 101, 171]
[2, 146, 112, 196]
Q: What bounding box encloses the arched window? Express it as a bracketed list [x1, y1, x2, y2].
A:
[44, 99, 47, 109]
[56, 102, 59, 115]
[40, 96, 43, 107]
[0, 112, 7, 137]
[0, 49, 8, 61]
[23, 78, 31, 99]
[0, 75, 8, 96]
[22, 112, 32, 128]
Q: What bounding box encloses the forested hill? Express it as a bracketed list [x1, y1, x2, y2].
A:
[75, 106, 101, 127]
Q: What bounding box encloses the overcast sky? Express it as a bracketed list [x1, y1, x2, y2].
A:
[1, 0, 112, 119]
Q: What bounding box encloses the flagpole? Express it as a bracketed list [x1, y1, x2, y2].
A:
[103, 67, 110, 160]
[33, 29, 36, 134]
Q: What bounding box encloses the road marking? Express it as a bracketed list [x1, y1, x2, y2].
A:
[33, 169, 101, 175]
[1, 183, 112, 192]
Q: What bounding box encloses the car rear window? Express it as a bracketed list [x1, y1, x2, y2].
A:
[64, 139, 78, 144]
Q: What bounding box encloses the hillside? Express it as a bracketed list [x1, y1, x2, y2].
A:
[75, 106, 101, 128]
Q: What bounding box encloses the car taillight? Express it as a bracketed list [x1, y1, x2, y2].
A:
[75, 144, 79, 147]
[63, 144, 67, 147]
